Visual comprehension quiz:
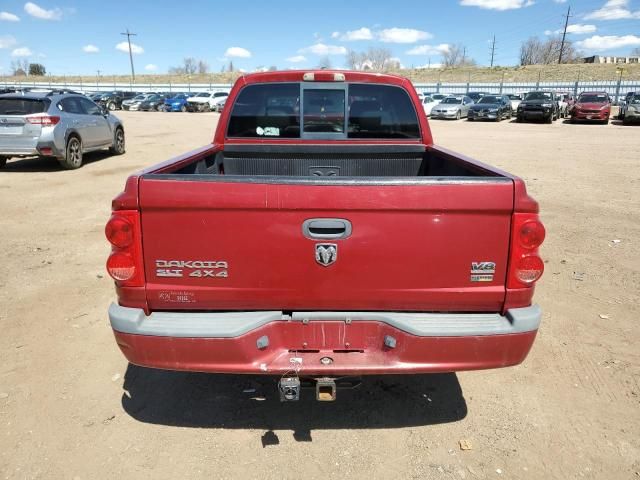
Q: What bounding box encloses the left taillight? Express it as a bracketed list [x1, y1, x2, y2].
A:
[26, 115, 60, 126]
[507, 213, 546, 289]
[105, 210, 144, 286]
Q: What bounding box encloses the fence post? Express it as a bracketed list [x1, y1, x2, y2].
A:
[536, 71, 541, 89]
[614, 68, 623, 104]
[499, 71, 505, 94]
[466, 71, 471, 93]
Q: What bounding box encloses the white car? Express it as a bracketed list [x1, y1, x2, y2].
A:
[422, 95, 440, 116]
[507, 94, 523, 111]
[554, 92, 569, 118]
[186, 91, 229, 112]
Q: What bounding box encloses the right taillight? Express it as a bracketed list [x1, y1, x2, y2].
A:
[105, 210, 144, 286]
[507, 213, 545, 289]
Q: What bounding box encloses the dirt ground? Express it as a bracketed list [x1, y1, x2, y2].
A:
[0, 111, 639, 480]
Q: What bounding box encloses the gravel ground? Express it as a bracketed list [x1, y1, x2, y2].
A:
[0, 111, 638, 479]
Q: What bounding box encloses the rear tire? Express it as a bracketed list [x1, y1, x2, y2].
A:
[455, 111, 461, 120]
[107, 102, 116, 111]
[59, 136, 83, 169]
[110, 128, 125, 155]
[180, 105, 187, 112]
[0, 156, 7, 169]
[545, 114, 553, 124]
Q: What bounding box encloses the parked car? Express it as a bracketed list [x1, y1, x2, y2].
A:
[622, 92, 640, 124]
[139, 94, 167, 112]
[422, 95, 440, 116]
[507, 94, 523, 111]
[431, 93, 448, 103]
[122, 94, 149, 111]
[430, 95, 474, 119]
[467, 91, 489, 103]
[467, 94, 513, 122]
[95, 91, 137, 111]
[618, 91, 636, 119]
[106, 70, 545, 401]
[516, 91, 559, 123]
[186, 91, 229, 112]
[162, 93, 191, 112]
[556, 93, 575, 117]
[570, 91, 611, 124]
[0, 91, 125, 169]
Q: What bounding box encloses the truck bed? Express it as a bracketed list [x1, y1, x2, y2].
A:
[164, 144, 503, 179]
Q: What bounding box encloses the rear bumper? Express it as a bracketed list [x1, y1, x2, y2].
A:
[110, 304, 541, 375]
[571, 111, 609, 121]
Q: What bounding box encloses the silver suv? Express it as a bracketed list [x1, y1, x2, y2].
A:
[0, 90, 125, 169]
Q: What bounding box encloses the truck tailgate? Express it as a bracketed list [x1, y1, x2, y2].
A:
[138, 177, 514, 312]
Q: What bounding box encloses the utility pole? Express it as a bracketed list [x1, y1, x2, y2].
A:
[558, 5, 571, 64]
[96, 69, 101, 89]
[489, 35, 496, 68]
[462, 47, 466, 65]
[120, 28, 137, 81]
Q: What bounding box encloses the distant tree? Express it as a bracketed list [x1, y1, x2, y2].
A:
[11, 59, 29, 76]
[520, 36, 579, 65]
[228, 60, 234, 72]
[631, 47, 640, 57]
[346, 48, 395, 71]
[317, 56, 332, 69]
[346, 50, 367, 70]
[268, 65, 277, 71]
[29, 63, 46, 76]
[197, 60, 209, 74]
[182, 57, 197, 75]
[442, 44, 474, 67]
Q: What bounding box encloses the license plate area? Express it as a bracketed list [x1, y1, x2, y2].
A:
[290, 320, 367, 351]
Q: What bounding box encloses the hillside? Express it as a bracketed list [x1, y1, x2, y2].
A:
[4, 63, 639, 86]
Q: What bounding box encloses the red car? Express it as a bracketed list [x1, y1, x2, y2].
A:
[571, 91, 611, 124]
[106, 70, 545, 401]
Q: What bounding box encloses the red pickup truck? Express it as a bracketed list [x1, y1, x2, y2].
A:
[106, 70, 545, 401]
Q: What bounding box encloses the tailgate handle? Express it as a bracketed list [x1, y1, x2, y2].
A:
[303, 219, 352, 240]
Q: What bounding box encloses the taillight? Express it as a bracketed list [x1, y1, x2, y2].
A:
[507, 213, 545, 289]
[26, 115, 61, 126]
[105, 211, 144, 286]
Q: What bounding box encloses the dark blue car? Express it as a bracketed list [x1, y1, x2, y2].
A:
[163, 93, 192, 112]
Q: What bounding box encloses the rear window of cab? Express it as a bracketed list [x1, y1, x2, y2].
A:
[227, 83, 420, 139]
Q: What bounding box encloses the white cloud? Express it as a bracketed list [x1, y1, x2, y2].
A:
[0, 11, 20, 21]
[12, 47, 33, 57]
[406, 43, 451, 55]
[585, 0, 640, 20]
[416, 63, 444, 69]
[286, 55, 307, 63]
[224, 46, 252, 58]
[24, 2, 62, 20]
[144, 64, 157, 71]
[116, 41, 144, 54]
[576, 34, 640, 51]
[82, 44, 99, 53]
[460, 0, 534, 10]
[0, 35, 17, 49]
[546, 24, 597, 35]
[332, 27, 373, 41]
[378, 27, 432, 43]
[299, 43, 347, 55]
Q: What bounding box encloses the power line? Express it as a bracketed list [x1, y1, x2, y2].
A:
[490, 35, 496, 67]
[558, 5, 572, 64]
[120, 28, 137, 81]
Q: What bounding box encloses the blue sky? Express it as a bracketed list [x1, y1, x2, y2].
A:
[1, 0, 640, 75]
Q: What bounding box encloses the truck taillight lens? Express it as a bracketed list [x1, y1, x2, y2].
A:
[106, 252, 136, 281]
[515, 255, 544, 284]
[105, 211, 144, 286]
[519, 220, 545, 249]
[507, 213, 545, 289]
[105, 216, 133, 248]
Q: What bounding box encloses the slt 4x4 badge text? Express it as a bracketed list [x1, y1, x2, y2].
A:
[155, 259, 229, 278]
